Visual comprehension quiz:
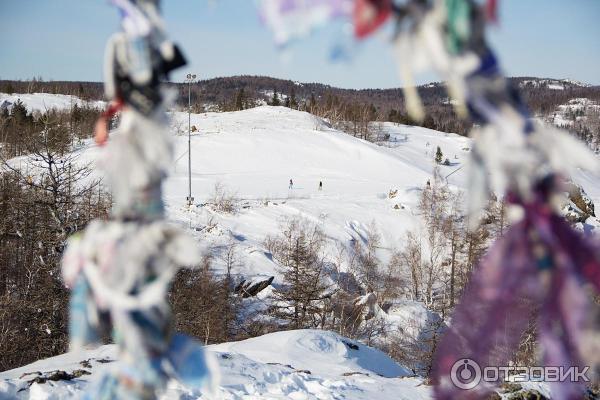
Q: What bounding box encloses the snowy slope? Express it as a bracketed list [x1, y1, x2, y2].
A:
[0, 329, 553, 400]
[164, 106, 474, 281]
[0, 92, 105, 114]
[4, 93, 600, 290]
[0, 330, 432, 400]
[1, 94, 596, 399]
[0, 94, 480, 296]
[5, 92, 600, 286]
[211, 329, 411, 378]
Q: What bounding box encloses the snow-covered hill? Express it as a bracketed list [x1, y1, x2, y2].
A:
[517, 78, 592, 90]
[4, 91, 600, 297]
[2, 94, 598, 399]
[164, 106, 474, 281]
[0, 92, 105, 114]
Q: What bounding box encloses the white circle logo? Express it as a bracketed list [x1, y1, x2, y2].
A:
[450, 358, 482, 390]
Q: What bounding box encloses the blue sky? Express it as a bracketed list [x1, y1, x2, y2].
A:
[0, 0, 598, 89]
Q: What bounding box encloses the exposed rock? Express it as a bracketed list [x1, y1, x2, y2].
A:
[562, 202, 589, 223]
[507, 389, 549, 400]
[19, 369, 91, 389]
[235, 275, 274, 298]
[500, 382, 523, 393]
[342, 371, 370, 377]
[342, 340, 359, 350]
[562, 181, 595, 223]
[353, 292, 380, 320]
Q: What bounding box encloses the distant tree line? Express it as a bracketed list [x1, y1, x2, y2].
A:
[3, 76, 598, 138]
[1, 100, 102, 158]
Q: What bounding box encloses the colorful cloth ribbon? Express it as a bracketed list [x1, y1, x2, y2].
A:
[62, 1, 212, 398]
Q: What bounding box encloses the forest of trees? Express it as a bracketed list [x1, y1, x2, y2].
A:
[0, 103, 111, 370]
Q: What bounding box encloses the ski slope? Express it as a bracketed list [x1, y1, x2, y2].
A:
[164, 105, 600, 279]
[164, 106, 476, 281]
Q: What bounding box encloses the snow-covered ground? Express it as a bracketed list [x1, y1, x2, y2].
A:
[164, 105, 600, 279]
[0, 329, 555, 400]
[2, 93, 599, 399]
[0, 330, 431, 400]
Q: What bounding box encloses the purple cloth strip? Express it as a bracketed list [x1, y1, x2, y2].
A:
[433, 197, 600, 399]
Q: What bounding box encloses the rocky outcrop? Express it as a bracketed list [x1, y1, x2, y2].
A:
[562, 181, 596, 223]
[235, 275, 274, 298]
[353, 292, 381, 320]
[566, 181, 595, 216]
[506, 389, 548, 400]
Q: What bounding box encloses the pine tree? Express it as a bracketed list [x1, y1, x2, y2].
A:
[11, 99, 29, 124]
[368, 103, 377, 120]
[77, 83, 84, 99]
[435, 146, 443, 164]
[388, 109, 398, 122]
[268, 219, 330, 329]
[271, 90, 281, 106]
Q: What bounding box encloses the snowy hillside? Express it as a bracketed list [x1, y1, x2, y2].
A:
[2, 93, 598, 399]
[0, 92, 104, 114]
[0, 330, 431, 399]
[4, 92, 600, 293]
[164, 105, 600, 279]
[551, 97, 600, 128]
[517, 78, 592, 90]
[163, 106, 474, 281]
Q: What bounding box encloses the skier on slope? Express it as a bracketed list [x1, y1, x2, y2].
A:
[289, 178, 293, 189]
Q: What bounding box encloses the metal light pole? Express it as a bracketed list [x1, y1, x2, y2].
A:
[185, 73, 196, 207]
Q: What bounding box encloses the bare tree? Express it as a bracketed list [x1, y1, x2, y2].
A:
[170, 254, 240, 344]
[0, 110, 109, 371]
[349, 223, 382, 295]
[210, 182, 237, 214]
